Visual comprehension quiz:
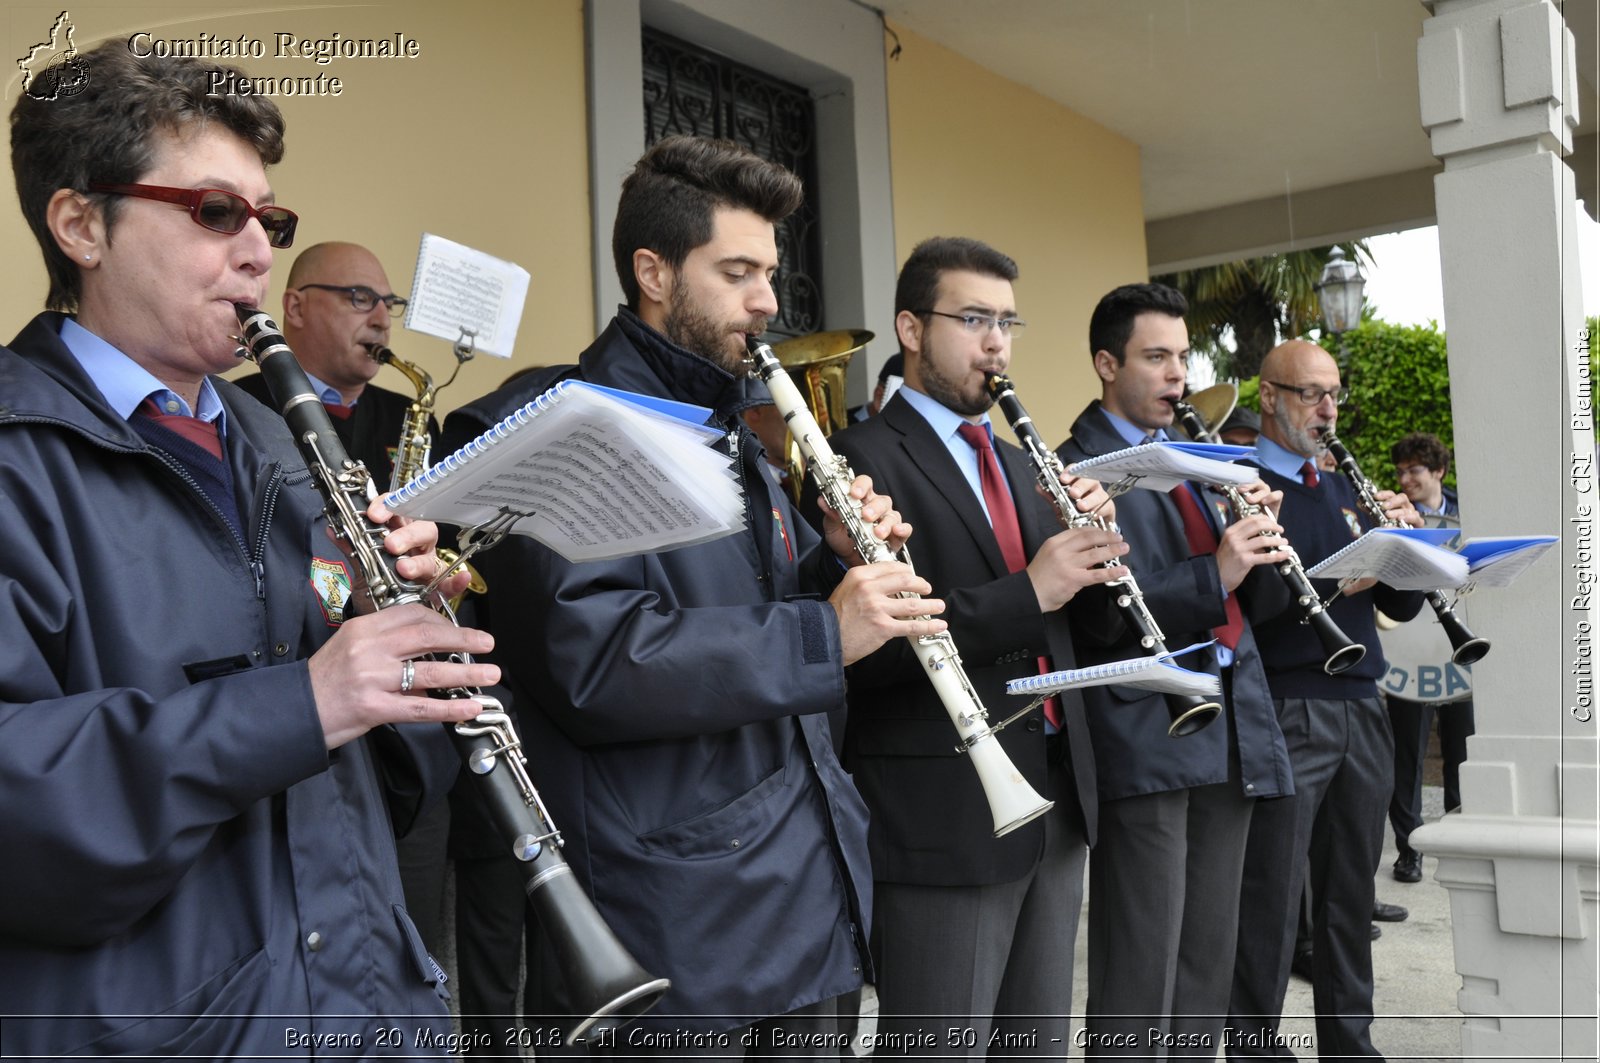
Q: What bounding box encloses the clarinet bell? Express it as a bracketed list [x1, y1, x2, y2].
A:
[1167, 695, 1221, 737]
[1442, 618, 1491, 665]
[535, 868, 672, 1042]
[1427, 591, 1491, 665]
[966, 733, 1054, 837]
[1309, 609, 1367, 675]
[1449, 635, 1491, 666]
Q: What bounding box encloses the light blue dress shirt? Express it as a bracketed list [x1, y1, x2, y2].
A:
[899, 385, 999, 523]
[60, 318, 228, 438]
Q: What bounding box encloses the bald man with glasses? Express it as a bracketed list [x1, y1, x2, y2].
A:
[234, 241, 431, 492]
[1226, 340, 1424, 1061]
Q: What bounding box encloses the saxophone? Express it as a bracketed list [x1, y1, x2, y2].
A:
[367, 343, 487, 601]
[747, 340, 1053, 838]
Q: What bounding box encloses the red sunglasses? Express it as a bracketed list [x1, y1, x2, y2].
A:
[87, 182, 298, 248]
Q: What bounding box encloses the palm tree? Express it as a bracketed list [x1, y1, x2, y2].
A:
[1155, 242, 1371, 381]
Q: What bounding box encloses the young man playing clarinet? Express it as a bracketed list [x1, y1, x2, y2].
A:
[1059, 282, 1293, 1058]
[445, 136, 938, 1055]
[815, 236, 1126, 1055]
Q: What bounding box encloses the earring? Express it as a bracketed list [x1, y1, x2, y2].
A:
[84, 254, 92, 261]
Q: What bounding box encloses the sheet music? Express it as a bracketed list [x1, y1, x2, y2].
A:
[386, 381, 743, 562]
[1005, 648, 1221, 699]
[1305, 527, 1470, 589]
[1457, 535, 1558, 591]
[403, 233, 530, 358]
[1067, 441, 1259, 493]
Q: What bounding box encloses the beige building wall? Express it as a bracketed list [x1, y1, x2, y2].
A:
[4, 3, 1149, 440]
[1, 0, 592, 416]
[884, 21, 1148, 442]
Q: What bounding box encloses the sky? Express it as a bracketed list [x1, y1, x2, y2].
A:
[1361, 206, 1599, 329]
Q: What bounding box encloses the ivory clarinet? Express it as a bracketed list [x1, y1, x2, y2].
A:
[234, 305, 668, 1040]
[1169, 398, 1365, 675]
[986, 373, 1221, 737]
[747, 340, 1052, 837]
[1319, 431, 1490, 666]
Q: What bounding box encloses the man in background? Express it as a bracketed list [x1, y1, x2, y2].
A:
[1385, 431, 1472, 884]
[234, 241, 433, 491]
[235, 240, 451, 955]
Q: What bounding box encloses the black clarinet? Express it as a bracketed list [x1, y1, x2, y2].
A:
[1320, 431, 1490, 666]
[1169, 399, 1365, 675]
[234, 305, 668, 1040]
[986, 373, 1220, 737]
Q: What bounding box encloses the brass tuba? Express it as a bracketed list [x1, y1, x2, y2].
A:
[761, 330, 873, 499]
[367, 343, 487, 601]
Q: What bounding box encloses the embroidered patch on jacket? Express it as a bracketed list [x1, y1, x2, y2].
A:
[1342, 507, 1363, 539]
[310, 556, 353, 627]
[772, 506, 794, 562]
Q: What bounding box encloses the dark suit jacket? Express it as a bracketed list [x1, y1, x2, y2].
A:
[1060, 401, 1292, 803]
[812, 390, 1101, 887]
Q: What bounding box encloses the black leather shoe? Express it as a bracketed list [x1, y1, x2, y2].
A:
[1291, 946, 1314, 980]
[1372, 901, 1409, 922]
[1370, 924, 1382, 940]
[1393, 851, 1423, 883]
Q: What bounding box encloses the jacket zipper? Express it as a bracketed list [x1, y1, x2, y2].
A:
[727, 423, 774, 599]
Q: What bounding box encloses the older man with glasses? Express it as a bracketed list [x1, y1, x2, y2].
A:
[234, 241, 428, 493]
[1226, 340, 1425, 1061]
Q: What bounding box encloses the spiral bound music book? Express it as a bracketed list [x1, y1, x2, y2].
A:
[384, 380, 745, 562]
[1304, 527, 1469, 589]
[1006, 647, 1221, 700]
[1067, 441, 1258, 492]
[1456, 535, 1558, 591]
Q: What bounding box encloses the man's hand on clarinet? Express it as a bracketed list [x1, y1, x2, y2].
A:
[817, 473, 914, 563]
[829, 562, 947, 666]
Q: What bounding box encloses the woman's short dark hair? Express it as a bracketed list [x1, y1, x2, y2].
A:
[1089, 283, 1188, 365]
[893, 237, 1019, 319]
[11, 39, 286, 311]
[611, 136, 804, 311]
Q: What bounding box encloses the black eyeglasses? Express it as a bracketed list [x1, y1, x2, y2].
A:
[1266, 380, 1348, 406]
[87, 182, 297, 248]
[917, 309, 1027, 336]
[295, 284, 409, 316]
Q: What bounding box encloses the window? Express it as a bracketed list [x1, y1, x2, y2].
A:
[642, 27, 823, 337]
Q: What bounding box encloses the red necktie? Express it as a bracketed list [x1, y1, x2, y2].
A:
[139, 398, 222, 460]
[957, 423, 1062, 728]
[1301, 460, 1320, 488]
[1170, 485, 1244, 650]
[323, 402, 354, 420]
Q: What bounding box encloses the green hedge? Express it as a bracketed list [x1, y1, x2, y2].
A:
[1336, 321, 1456, 492]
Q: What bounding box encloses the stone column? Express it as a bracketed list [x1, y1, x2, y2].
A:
[1412, 1, 1598, 1059]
